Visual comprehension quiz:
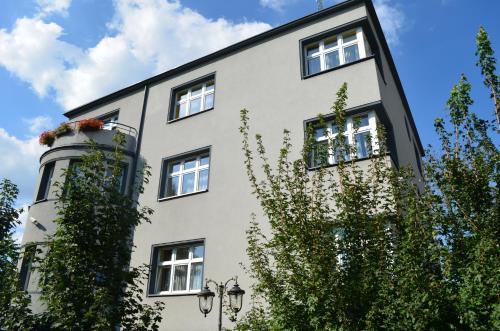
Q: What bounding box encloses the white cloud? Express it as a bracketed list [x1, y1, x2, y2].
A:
[0, 17, 82, 98]
[0, 128, 47, 203]
[36, 0, 72, 17]
[23, 115, 54, 134]
[0, 0, 271, 110]
[13, 204, 29, 245]
[373, 0, 406, 45]
[260, 0, 288, 11]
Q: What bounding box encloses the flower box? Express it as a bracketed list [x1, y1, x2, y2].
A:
[53, 122, 73, 137]
[39, 131, 56, 147]
[77, 118, 104, 132]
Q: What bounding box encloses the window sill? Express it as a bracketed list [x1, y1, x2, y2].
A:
[302, 55, 374, 80]
[308, 152, 390, 171]
[147, 291, 200, 298]
[158, 189, 208, 202]
[167, 107, 213, 124]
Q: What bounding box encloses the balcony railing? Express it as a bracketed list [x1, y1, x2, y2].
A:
[65, 120, 138, 138]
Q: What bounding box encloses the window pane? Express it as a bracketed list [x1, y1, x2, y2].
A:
[333, 136, 351, 163]
[169, 162, 181, 173]
[353, 114, 369, 128]
[189, 97, 202, 114]
[355, 132, 371, 158]
[173, 265, 188, 291]
[199, 156, 209, 166]
[181, 172, 195, 194]
[310, 141, 329, 167]
[190, 263, 203, 290]
[325, 50, 340, 69]
[307, 57, 321, 75]
[314, 127, 326, 140]
[324, 37, 338, 49]
[167, 176, 179, 197]
[306, 44, 319, 56]
[191, 85, 202, 97]
[198, 169, 209, 191]
[159, 249, 172, 262]
[342, 30, 357, 43]
[158, 266, 171, 292]
[184, 159, 196, 170]
[177, 90, 188, 102]
[344, 44, 359, 63]
[176, 247, 190, 260]
[175, 102, 188, 119]
[204, 93, 214, 110]
[193, 245, 204, 259]
[205, 81, 214, 92]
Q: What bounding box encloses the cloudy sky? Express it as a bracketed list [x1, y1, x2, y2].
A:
[0, 0, 498, 239]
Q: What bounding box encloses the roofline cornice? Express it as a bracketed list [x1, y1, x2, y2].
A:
[63, 0, 365, 118]
[63, 0, 424, 155]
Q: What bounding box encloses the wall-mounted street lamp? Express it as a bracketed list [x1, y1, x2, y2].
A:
[197, 277, 245, 331]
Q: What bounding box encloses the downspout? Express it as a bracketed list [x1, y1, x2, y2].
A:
[128, 84, 149, 198]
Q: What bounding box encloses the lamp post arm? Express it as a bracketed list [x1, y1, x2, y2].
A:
[203, 277, 239, 331]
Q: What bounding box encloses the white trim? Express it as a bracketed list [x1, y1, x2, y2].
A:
[305, 27, 366, 75]
[174, 80, 215, 119]
[155, 243, 204, 295]
[165, 154, 210, 197]
[312, 111, 378, 166]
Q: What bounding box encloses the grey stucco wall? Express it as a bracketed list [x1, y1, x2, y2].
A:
[20, 2, 424, 330]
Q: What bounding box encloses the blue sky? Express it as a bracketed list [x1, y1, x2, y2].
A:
[0, 0, 498, 238]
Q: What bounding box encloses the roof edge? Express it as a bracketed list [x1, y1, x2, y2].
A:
[63, 0, 364, 118]
[363, 0, 425, 155]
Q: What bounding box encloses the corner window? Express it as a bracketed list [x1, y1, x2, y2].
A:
[170, 77, 215, 121]
[36, 162, 55, 201]
[304, 28, 366, 76]
[309, 112, 378, 168]
[19, 244, 37, 291]
[101, 111, 119, 130]
[160, 150, 210, 199]
[104, 164, 128, 193]
[149, 242, 204, 295]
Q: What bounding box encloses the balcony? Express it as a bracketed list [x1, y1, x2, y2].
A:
[40, 121, 138, 163]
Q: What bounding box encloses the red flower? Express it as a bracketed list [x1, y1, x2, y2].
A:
[39, 131, 56, 146]
[77, 118, 104, 132]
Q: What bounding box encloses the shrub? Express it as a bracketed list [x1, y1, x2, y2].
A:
[53, 122, 73, 137]
[78, 118, 103, 132]
[39, 131, 56, 146]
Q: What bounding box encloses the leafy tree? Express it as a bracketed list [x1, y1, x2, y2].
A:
[0, 179, 40, 330]
[235, 26, 499, 331]
[34, 132, 164, 330]
[427, 74, 499, 330]
[476, 26, 500, 127]
[236, 84, 449, 330]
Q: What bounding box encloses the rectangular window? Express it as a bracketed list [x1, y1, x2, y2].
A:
[104, 164, 128, 193]
[308, 111, 378, 168]
[101, 111, 119, 130]
[160, 150, 210, 199]
[149, 242, 204, 295]
[19, 244, 37, 291]
[303, 28, 366, 76]
[36, 162, 55, 201]
[170, 77, 215, 121]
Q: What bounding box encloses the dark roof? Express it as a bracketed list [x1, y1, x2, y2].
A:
[63, 0, 424, 154]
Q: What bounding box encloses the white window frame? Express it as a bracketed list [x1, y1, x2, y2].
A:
[312, 111, 378, 166]
[102, 113, 119, 130]
[305, 27, 367, 76]
[163, 154, 210, 198]
[154, 244, 204, 295]
[173, 80, 215, 120]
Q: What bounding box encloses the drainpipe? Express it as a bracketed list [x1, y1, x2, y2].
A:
[128, 84, 149, 198]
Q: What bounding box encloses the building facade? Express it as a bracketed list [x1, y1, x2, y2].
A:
[19, 1, 424, 330]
